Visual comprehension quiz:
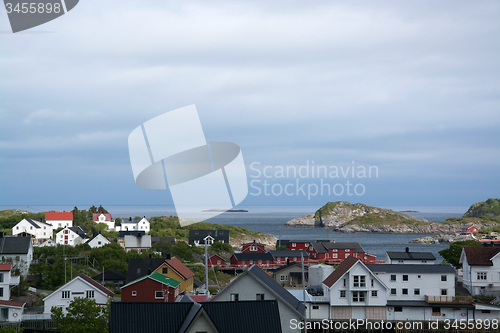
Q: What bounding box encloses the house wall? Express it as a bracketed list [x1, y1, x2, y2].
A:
[307, 302, 330, 319]
[207, 255, 225, 267]
[213, 274, 301, 333]
[44, 278, 111, 314]
[387, 306, 470, 321]
[1, 246, 33, 277]
[0, 270, 14, 301]
[373, 271, 455, 301]
[56, 228, 83, 246]
[187, 313, 217, 333]
[121, 278, 178, 302]
[88, 235, 110, 248]
[0, 306, 24, 322]
[154, 263, 193, 293]
[242, 243, 266, 253]
[46, 220, 72, 229]
[462, 256, 500, 296]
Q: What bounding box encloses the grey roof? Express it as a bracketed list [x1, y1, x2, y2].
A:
[68, 226, 88, 239]
[273, 261, 308, 273]
[367, 264, 455, 274]
[310, 242, 328, 254]
[387, 251, 436, 261]
[232, 252, 274, 261]
[322, 242, 366, 253]
[189, 230, 229, 245]
[124, 235, 151, 249]
[24, 218, 42, 228]
[151, 236, 175, 244]
[276, 239, 330, 247]
[126, 258, 167, 283]
[118, 230, 145, 238]
[92, 269, 127, 282]
[0, 236, 32, 255]
[268, 250, 309, 258]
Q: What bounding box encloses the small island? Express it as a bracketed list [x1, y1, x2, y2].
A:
[202, 209, 248, 213]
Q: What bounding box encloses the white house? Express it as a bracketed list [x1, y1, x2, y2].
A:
[385, 248, 436, 265]
[116, 217, 150, 234]
[210, 264, 305, 333]
[323, 256, 389, 320]
[0, 236, 33, 277]
[92, 213, 115, 230]
[45, 211, 73, 229]
[87, 233, 111, 249]
[0, 264, 20, 301]
[55, 226, 88, 246]
[38, 239, 57, 247]
[460, 246, 500, 296]
[0, 301, 25, 322]
[43, 273, 114, 314]
[12, 218, 53, 245]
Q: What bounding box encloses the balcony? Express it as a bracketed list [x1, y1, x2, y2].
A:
[425, 295, 473, 304]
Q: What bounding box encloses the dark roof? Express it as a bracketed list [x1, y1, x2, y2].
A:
[118, 231, 145, 238]
[309, 242, 328, 254]
[68, 226, 88, 239]
[276, 239, 331, 247]
[322, 242, 366, 253]
[387, 251, 436, 261]
[77, 273, 114, 297]
[367, 264, 455, 274]
[0, 236, 32, 255]
[268, 250, 309, 258]
[204, 300, 282, 333]
[232, 252, 274, 261]
[273, 262, 308, 273]
[151, 236, 175, 244]
[464, 247, 500, 266]
[110, 301, 282, 333]
[126, 258, 168, 283]
[110, 302, 193, 333]
[323, 256, 360, 288]
[87, 232, 106, 243]
[188, 230, 229, 244]
[25, 218, 42, 228]
[92, 269, 127, 282]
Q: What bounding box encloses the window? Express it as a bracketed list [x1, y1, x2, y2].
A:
[403, 275, 408, 281]
[391, 288, 396, 295]
[441, 275, 447, 281]
[414, 288, 420, 295]
[16, 226, 19, 230]
[86, 290, 94, 298]
[132, 291, 137, 296]
[256, 294, 264, 300]
[241, 260, 245, 264]
[230, 294, 239, 301]
[482, 310, 491, 314]
[332, 254, 337, 258]
[0, 273, 3, 283]
[352, 291, 365, 302]
[62, 290, 70, 299]
[332, 249, 337, 252]
[394, 306, 403, 312]
[402, 289, 408, 295]
[353, 275, 365, 287]
[432, 307, 441, 315]
[0, 308, 8, 320]
[477, 272, 487, 280]
[371, 290, 378, 297]
[217, 260, 221, 265]
[343, 279, 346, 287]
[340, 290, 346, 298]
[312, 305, 319, 310]
[0, 288, 3, 297]
[441, 289, 447, 296]
[250, 246, 257, 251]
[280, 275, 288, 281]
[291, 243, 296, 247]
[390, 275, 396, 281]
[417, 275, 421, 279]
[371, 279, 374, 287]
[155, 291, 164, 299]
[258, 260, 262, 264]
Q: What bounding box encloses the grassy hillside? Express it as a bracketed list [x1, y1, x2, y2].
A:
[464, 198, 500, 218]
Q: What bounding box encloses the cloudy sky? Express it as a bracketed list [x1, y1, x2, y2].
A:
[0, 0, 498, 209]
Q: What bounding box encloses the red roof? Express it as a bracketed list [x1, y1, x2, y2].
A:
[0, 264, 12, 271]
[323, 256, 360, 288]
[77, 273, 114, 297]
[464, 247, 500, 266]
[0, 300, 25, 308]
[93, 213, 112, 222]
[165, 257, 195, 280]
[45, 211, 73, 221]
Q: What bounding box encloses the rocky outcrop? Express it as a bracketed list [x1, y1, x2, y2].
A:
[283, 214, 318, 228]
[229, 233, 278, 250]
[409, 233, 476, 244]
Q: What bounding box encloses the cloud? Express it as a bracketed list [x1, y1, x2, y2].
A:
[23, 109, 100, 125]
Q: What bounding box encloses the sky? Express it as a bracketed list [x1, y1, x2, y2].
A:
[0, 0, 499, 209]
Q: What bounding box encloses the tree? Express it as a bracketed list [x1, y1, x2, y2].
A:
[0, 326, 23, 333]
[153, 240, 172, 257]
[97, 205, 108, 214]
[51, 297, 109, 333]
[439, 240, 483, 268]
[276, 245, 287, 251]
[89, 205, 98, 214]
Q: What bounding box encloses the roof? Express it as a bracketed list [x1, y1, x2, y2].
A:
[151, 236, 175, 244]
[232, 252, 274, 261]
[189, 295, 213, 303]
[77, 273, 114, 297]
[463, 246, 500, 266]
[166, 257, 195, 280]
[23, 218, 43, 228]
[45, 211, 73, 221]
[211, 264, 305, 318]
[322, 242, 366, 253]
[0, 236, 32, 255]
[92, 269, 127, 282]
[118, 231, 145, 238]
[0, 300, 25, 308]
[127, 258, 167, 283]
[273, 261, 308, 273]
[242, 241, 265, 246]
[124, 235, 151, 248]
[323, 256, 360, 288]
[93, 213, 112, 221]
[188, 230, 229, 244]
[367, 264, 455, 274]
[386, 251, 436, 261]
[276, 239, 331, 247]
[88, 233, 109, 243]
[123, 272, 181, 289]
[269, 250, 309, 258]
[68, 226, 88, 239]
[0, 263, 12, 271]
[309, 242, 328, 254]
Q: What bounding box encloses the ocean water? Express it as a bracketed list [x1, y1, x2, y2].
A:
[1, 205, 468, 262]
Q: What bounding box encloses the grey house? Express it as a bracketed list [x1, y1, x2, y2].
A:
[273, 262, 308, 287]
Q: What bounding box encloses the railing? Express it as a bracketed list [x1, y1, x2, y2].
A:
[425, 295, 473, 304]
[22, 313, 52, 321]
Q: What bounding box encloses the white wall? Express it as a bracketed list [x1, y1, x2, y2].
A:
[462, 256, 500, 296]
[46, 220, 72, 229]
[88, 235, 110, 248]
[55, 228, 83, 246]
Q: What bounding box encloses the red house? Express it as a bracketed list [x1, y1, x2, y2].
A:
[461, 225, 479, 234]
[268, 250, 309, 265]
[241, 241, 266, 253]
[276, 239, 331, 251]
[121, 272, 180, 302]
[205, 253, 226, 268]
[230, 252, 274, 268]
[306, 242, 376, 264]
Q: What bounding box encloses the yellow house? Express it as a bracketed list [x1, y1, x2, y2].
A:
[155, 257, 195, 293]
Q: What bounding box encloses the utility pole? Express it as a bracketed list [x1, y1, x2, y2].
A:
[204, 237, 209, 302]
[301, 252, 307, 333]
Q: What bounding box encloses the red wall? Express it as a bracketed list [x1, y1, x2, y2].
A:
[122, 277, 178, 302]
[241, 243, 266, 253]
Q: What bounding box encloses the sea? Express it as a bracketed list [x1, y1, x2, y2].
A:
[1, 205, 469, 263]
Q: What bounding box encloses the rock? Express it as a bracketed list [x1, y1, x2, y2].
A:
[409, 233, 476, 244]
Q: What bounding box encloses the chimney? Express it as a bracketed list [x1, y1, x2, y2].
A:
[405, 247, 409, 253]
[166, 253, 171, 260]
[287, 258, 290, 265]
